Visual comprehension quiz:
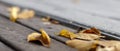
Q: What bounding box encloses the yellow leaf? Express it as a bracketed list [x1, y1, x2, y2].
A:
[59, 29, 78, 39]
[59, 29, 70, 38]
[27, 32, 41, 42]
[9, 6, 20, 22]
[39, 29, 51, 47]
[18, 9, 35, 19]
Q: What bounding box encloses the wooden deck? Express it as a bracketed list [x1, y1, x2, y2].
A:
[0, 3, 77, 51]
[1, 0, 120, 35]
[0, 0, 120, 51]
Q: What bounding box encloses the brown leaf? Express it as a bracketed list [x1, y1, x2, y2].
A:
[79, 27, 101, 35]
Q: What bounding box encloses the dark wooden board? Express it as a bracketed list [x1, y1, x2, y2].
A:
[0, 42, 13, 51]
[0, 16, 76, 51]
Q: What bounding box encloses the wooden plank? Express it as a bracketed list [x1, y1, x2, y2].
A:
[0, 16, 76, 51]
[0, 3, 76, 42]
[0, 2, 120, 37]
[0, 42, 13, 51]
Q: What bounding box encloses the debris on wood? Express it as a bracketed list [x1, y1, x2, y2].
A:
[79, 27, 101, 35]
[8, 6, 20, 22]
[96, 46, 116, 51]
[27, 29, 51, 47]
[59, 29, 78, 39]
[50, 20, 59, 24]
[76, 27, 104, 40]
[95, 40, 120, 51]
[41, 16, 59, 24]
[41, 16, 50, 22]
[76, 33, 104, 40]
[58, 27, 120, 51]
[27, 32, 41, 42]
[18, 9, 35, 19]
[66, 39, 120, 51]
[8, 6, 35, 22]
[58, 27, 103, 40]
[39, 29, 51, 47]
[66, 39, 97, 51]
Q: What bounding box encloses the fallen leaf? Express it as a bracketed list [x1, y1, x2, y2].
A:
[76, 33, 104, 40]
[66, 39, 96, 51]
[39, 29, 51, 47]
[18, 9, 35, 19]
[27, 32, 41, 42]
[59, 29, 71, 38]
[9, 6, 20, 22]
[27, 29, 51, 47]
[79, 27, 101, 35]
[59, 29, 78, 39]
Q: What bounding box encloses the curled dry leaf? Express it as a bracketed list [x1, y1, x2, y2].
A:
[27, 32, 41, 42]
[27, 29, 51, 47]
[66, 39, 96, 51]
[76, 27, 103, 40]
[9, 6, 20, 22]
[18, 9, 35, 19]
[79, 27, 101, 35]
[59, 28, 103, 40]
[59, 29, 78, 39]
[39, 29, 51, 47]
[77, 33, 104, 40]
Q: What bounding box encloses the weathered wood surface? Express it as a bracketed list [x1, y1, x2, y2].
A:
[0, 0, 120, 36]
[0, 42, 13, 51]
[0, 1, 119, 51]
[0, 3, 76, 42]
[0, 16, 76, 51]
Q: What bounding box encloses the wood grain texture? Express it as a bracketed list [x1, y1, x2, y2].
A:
[0, 17, 76, 51]
[0, 42, 13, 51]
